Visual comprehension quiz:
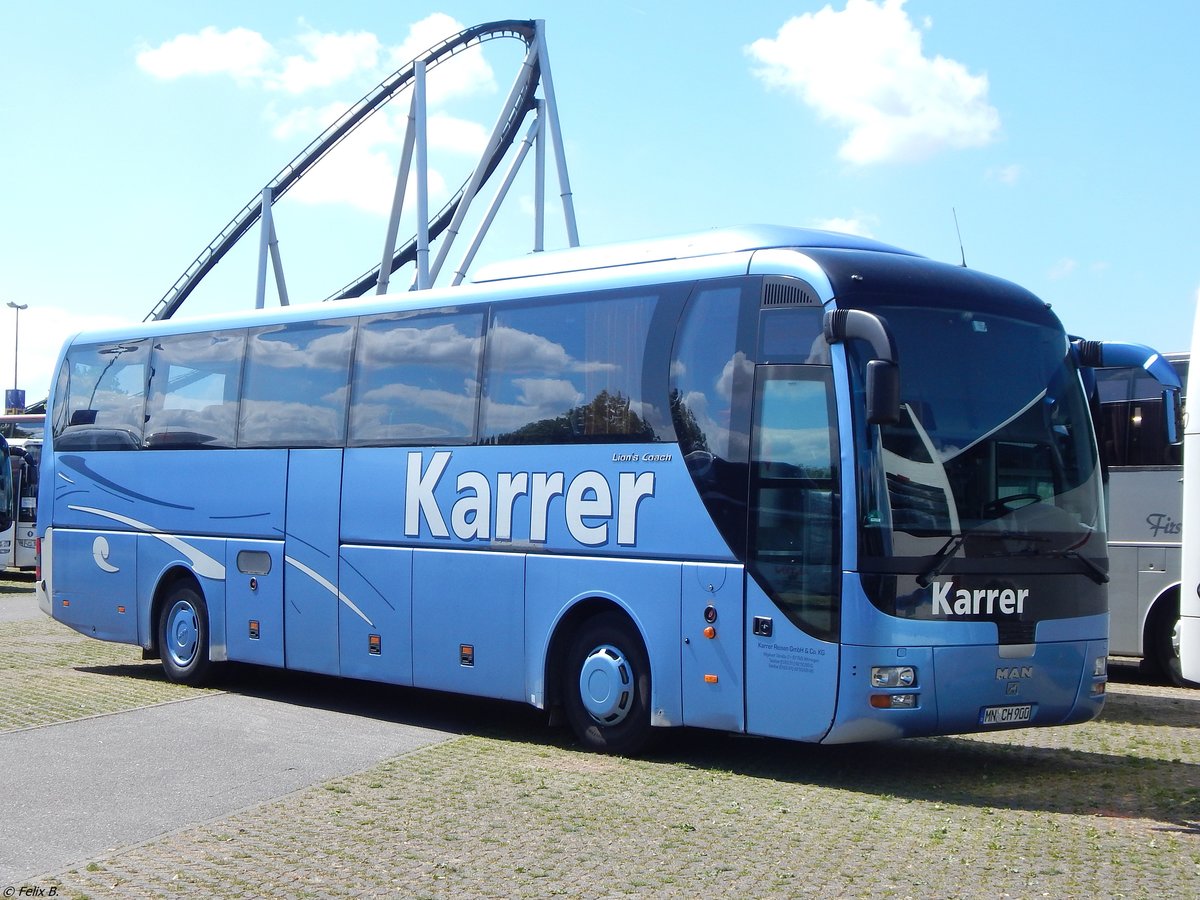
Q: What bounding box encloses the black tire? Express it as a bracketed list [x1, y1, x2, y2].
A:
[157, 581, 213, 685]
[1148, 595, 1198, 688]
[562, 611, 654, 755]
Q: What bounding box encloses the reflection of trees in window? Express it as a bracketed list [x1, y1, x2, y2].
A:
[481, 292, 658, 444]
[670, 388, 708, 454]
[492, 389, 655, 445]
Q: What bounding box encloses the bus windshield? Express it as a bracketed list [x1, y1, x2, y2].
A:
[849, 305, 1104, 569]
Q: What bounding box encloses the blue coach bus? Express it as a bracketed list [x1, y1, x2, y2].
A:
[36, 226, 1179, 753]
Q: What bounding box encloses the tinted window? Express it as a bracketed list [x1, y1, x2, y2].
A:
[482, 291, 658, 444]
[239, 320, 355, 447]
[669, 282, 757, 555]
[52, 339, 150, 450]
[145, 331, 245, 448]
[1096, 363, 1184, 468]
[349, 310, 484, 445]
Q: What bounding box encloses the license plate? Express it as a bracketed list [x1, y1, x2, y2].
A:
[979, 704, 1033, 726]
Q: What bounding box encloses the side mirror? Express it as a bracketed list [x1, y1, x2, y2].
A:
[824, 308, 901, 426]
[866, 360, 901, 425]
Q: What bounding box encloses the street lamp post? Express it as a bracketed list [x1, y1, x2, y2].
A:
[6, 301, 28, 413]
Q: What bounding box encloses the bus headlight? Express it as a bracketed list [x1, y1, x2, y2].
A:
[1092, 655, 1107, 678]
[871, 666, 917, 688]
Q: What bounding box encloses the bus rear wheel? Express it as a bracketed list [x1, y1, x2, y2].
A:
[158, 581, 213, 685]
[562, 611, 654, 755]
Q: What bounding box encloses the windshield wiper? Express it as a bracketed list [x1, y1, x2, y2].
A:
[1049, 549, 1110, 585]
[916, 534, 965, 588]
[915, 530, 1050, 587]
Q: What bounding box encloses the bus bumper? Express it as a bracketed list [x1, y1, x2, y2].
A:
[822, 638, 1108, 743]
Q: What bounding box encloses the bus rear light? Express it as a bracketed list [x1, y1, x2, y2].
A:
[870, 693, 918, 709]
[870, 666, 916, 688]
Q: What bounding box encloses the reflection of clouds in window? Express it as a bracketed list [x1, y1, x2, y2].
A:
[761, 427, 832, 468]
[240, 400, 343, 446]
[485, 378, 583, 432]
[715, 351, 753, 402]
[488, 324, 616, 375]
[353, 382, 477, 441]
[249, 327, 354, 370]
[357, 322, 481, 367]
[153, 333, 242, 366]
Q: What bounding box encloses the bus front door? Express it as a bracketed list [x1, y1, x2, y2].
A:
[742, 365, 840, 741]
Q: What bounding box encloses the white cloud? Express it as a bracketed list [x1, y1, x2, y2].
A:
[386, 14, 497, 105]
[986, 164, 1023, 185]
[1049, 258, 1078, 280]
[136, 26, 275, 80]
[812, 216, 877, 238]
[136, 18, 505, 218]
[269, 29, 381, 94]
[746, 0, 1000, 165]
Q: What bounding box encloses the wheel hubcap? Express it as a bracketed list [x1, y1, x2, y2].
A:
[578, 643, 633, 726]
[166, 600, 198, 667]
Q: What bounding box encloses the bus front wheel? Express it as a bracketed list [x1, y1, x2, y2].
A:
[158, 581, 213, 686]
[1147, 594, 1198, 688]
[562, 611, 654, 755]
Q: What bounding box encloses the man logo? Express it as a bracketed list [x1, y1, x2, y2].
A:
[996, 666, 1034, 680]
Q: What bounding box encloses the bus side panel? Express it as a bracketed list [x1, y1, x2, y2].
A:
[681, 563, 745, 732]
[743, 577, 838, 742]
[51, 528, 139, 644]
[412, 548, 525, 702]
[226, 539, 285, 668]
[49, 451, 287, 538]
[524, 555, 683, 726]
[339, 545, 414, 686]
[283, 450, 343, 677]
[136, 533, 229, 659]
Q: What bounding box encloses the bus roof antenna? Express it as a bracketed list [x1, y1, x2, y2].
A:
[953, 208, 967, 268]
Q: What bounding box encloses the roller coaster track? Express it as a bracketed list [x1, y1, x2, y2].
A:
[145, 19, 543, 322]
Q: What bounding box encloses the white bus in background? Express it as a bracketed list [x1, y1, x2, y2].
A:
[1094, 353, 1191, 685]
[1182, 300, 1200, 683]
[0, 414, 44, 571]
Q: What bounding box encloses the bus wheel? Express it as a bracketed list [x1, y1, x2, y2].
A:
[158, 581, 213, 685]
[562, 611, 654, 755]
[1149, 595, 1197, 688]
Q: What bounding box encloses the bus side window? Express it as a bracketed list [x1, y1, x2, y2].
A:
[481, 291, 659, 445]
[52, 340, 150, 451]
[669, 282, 756, 556]
[349, 310, 485, 446]
[239, 320, 355, 448]
[145, 331, 245, 449]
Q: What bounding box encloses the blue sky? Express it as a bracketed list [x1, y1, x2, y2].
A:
[1, 1, 1197, 402]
